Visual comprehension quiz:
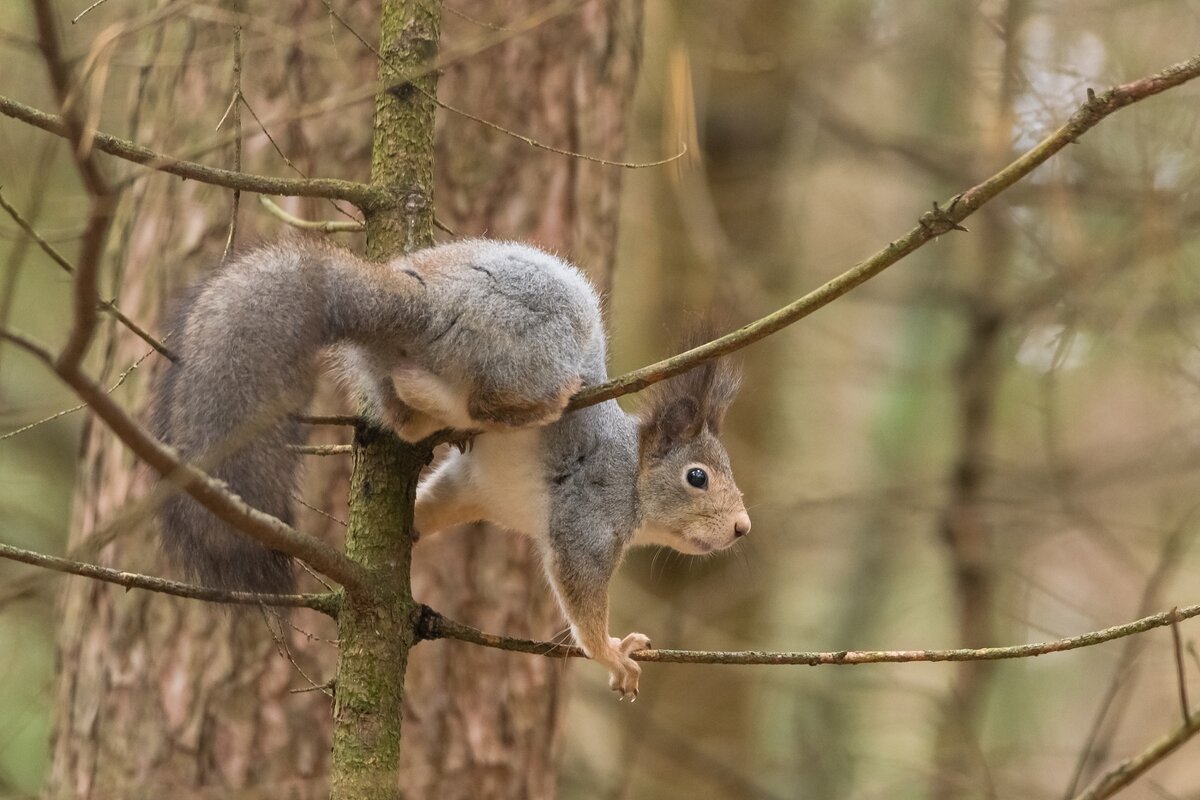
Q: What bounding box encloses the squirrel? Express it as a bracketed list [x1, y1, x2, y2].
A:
[152, 237, 751, 698]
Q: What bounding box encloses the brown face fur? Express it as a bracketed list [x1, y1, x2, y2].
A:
[636, 358, 750, 554]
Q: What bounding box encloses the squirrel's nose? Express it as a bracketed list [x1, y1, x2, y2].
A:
[733, 513, 751, 538]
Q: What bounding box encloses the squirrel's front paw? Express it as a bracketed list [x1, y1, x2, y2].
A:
[605, 633, 652, 701]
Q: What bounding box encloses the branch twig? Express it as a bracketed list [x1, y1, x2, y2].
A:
[567, 50, 1200, 411]
[31, 0, 116, 373]
[1171, 607, 1191, 724]
[0, 186, 174, 360]
[0, 541, 339, 615]
[417, 601, 1200, 665]
[1071, 711, 1200, 800]
[290, 443, 353, 455]
[1, 329, 369, 594]
[0, 94, 380, 207]
[259, 195, 364, 232]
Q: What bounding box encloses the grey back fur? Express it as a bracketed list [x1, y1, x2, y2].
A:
[153, 237, 608, 593]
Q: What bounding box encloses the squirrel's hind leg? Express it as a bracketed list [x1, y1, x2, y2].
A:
[415, 453, 484, 536]
[467, 374, 584, 430]
[390, 365, 475, 440]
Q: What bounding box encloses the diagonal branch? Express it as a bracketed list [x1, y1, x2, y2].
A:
[417, 601, 1200, 666]
[567, 50, 1200, 411]
[0, 540, 339, 615]
[1071, 711, 1200, 800]
[0, 94, 381, 207]
[31, 0, 116, 373]
[1, 328, 370, 595]
[0, 186, 175, 360]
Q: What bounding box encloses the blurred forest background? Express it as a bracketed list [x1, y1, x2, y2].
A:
[2, 0, 1200, 798]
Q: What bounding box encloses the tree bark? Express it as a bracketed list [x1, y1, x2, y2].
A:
[46, 1, 642, 798]
[44, 1, 383, 795]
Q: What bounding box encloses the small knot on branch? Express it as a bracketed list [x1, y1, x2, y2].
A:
[918, 197, 970, 237]
[413, 603, 444, 641]
[387, 81, 416, 102]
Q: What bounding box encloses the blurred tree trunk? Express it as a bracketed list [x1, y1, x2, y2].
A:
[46, 1, 641, 798]
[928, 2, 1025, 797]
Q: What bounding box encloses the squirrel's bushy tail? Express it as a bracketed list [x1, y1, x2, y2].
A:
[152, 241, 366, 594]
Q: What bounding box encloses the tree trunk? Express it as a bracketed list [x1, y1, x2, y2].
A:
[46, 1, 641, 798]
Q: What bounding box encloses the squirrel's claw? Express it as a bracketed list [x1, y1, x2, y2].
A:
[604, 632, 652, 701]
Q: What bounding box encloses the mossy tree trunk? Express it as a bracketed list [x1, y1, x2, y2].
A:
[330, 3, 441, 797]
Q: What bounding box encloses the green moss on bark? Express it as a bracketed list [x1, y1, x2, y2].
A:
[329, 1, 442, 798]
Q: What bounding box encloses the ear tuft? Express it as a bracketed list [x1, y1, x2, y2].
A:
[637, 325, 742, 458]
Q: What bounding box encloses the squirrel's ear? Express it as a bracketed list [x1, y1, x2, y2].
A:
[638, 395, 703, 460]
[704, 358, 741, 436]
[636, 322, 743, 458]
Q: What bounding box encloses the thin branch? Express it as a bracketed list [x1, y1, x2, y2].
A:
[423, 83, 688, 169]
[416, 601, 1200, 665]
[293, 494, 348, 529]
[0, 142, 56, 377]
[259, 195, 364, 232]
[0, 540, 339, 615]
[295, 413, 362, 426]
[321, 0, 685, 170]
[1064, 523, 1192, 796]
[71, 0, 112, 23]
[1171, 608, 1190, 724]
[1, 328, 370, 594]
[567, 50, 1200, 411]
[0, 345, 155, 441]
[290, 443, 353, 455]
[220, 0, 244, 261]
[1071, 712, 1200, 800]
[236, 93, 365, 229]
[444, 3, 513, 32]
[0, 186, 175, 360]
[31, 0, 116, 373]
[0, 95, 381, 207]
[105, 0, 586, 195]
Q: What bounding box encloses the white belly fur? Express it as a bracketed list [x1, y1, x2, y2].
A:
[462, 427, 549, 538]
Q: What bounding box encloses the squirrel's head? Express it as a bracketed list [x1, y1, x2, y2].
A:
[635, 357, 750, 555]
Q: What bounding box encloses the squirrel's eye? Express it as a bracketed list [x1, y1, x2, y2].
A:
[686, 468, 708, 489]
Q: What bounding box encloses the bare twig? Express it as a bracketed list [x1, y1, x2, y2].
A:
[1, 329, 369, 594]
[0, 94, 380, 207]
[322, 0, 685, 170]
[292, 495, 348, 529]
[71, 0, 112, 23]
[567, 50, 1200, 411]
[1064, 523, 1192, 796]
[0, 143, 56, 376]
[0, 345, 155, 441]
[417, 602, 1200, 665]
[1171, 608, 1191, 724]
[426, 86, 688, 169]
[0, 186, 174, 360]
[220, 0, 244, 261]
[31, 0, 117, 373]
[261, 608, 336, 696]
[295, 413, 362, 426]
[0, 540, 339, 614]
[290, 443, 353, 455]
[259, 196, 364, 232]
[1071, 712, 1200, 800]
